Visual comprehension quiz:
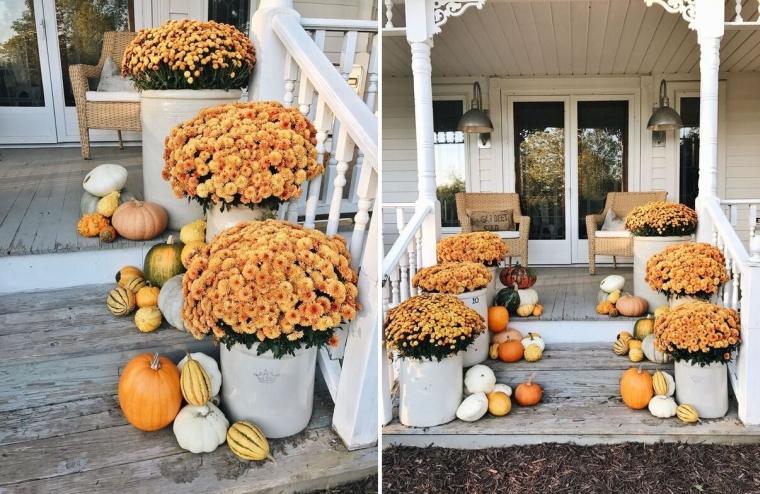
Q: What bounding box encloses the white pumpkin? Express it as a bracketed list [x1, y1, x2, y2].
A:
[456, 392, 488, 422]
[464, 364, 496, 395]
[521, 333, 545, 352]
[600, 275, 625, 293]
[648, 395, 677, 418]
[178, 352, 222, 398]
[82, 163, 127, 197]
[120, 187, 138, 203]
[80, 191, 100, 215]
[158, 274, 185, 331]
[517, 288, 539, 306]
[173, 402, 229, 453]
[642, 334, 672, 364]
[654, 370, 676, 397]
[493, 383, 512, 397]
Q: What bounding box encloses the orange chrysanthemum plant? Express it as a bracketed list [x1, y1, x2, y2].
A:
[182, 220, 359, 358]
[122, 19, 255, 90]
[654, 301, 740, 366]
[412, 262, 492, 295]
[162, 102, 321, 213]
[385, 293, 485, 361]
[646, 243, 729, 300]
[436, 232, 508, 267]
[624, 201, 698, 237]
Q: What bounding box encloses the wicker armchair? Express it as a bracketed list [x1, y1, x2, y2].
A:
[455, 192, 530, 266]
[70, 31, 139, 159]
[586, 191, 668, 274]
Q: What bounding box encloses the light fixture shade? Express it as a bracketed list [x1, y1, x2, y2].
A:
[457, 108, 493, 133]
[647, 106, 683, 131]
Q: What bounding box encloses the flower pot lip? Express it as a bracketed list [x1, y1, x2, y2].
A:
[223, 341, 318, 360]
[419, 287, 488, 297]
[674, 359, 727, 367]
[633, 234, 694, 241]
[399, 352, 462, 365]
[140, 89, 243, 99]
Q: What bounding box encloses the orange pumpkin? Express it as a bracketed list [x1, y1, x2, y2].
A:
[112, 200, 168, 241]
[487, 306, 509, 333]
[620, 366, 654, 410]
[118, 352, 181, 431]
[498, 340, 524, 363]
[616, 295, 649, 317]
[514, 376, 543, 406]
[492, 328, 523, 345]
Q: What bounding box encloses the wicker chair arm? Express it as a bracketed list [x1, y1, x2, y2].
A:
[515, 215, 531, 233]
[586, 214, 604, 236]
[69, 64, 99, 108]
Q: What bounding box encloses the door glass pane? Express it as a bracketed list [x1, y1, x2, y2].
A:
[55, 0, 134, 107]
[433, 100, 466, 228]
[208, 0, 251, 35]
[679, 97, 700, 209]
[514, 101, 565, 240]
[577, 100, 628, 239]
[0, 0, 45, 107]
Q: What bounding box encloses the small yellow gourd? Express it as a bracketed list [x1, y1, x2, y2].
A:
[628, 347, 644, 362]
[180, 219, 206, 244]
[125, 276, 146, 294]
[652, 370, 669, 396]
[628, 339, 642, 351]
[618, 331, 633, 345]
[607, 289, 622, 304]
[227, 421, 272, 461]
[180, 354, 212, 405]
[524, 344, 543, 362]
[676, 404, 700, 423]
[532, 304, 544, 317]
[516, 304, 535, 317]
[134, 306, 161, 332]
[136, 285, 160, 308]
[107, 286, 136, 316]
[489, 343, 500, 360]
[96, 191, 120, 217]
[116, 266, 144, 288]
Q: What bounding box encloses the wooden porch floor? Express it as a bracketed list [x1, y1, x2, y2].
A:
[0, 284, 376, 493]
[383, 344, 760, 448]
[0, 147, 175, 257]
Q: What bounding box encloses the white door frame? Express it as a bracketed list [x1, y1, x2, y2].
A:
[0, 0, 58, 144]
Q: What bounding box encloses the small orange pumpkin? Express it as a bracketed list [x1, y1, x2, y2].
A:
[498, 340, 524, 363]
[77, 213, 109, 237]
[112, 200, 168, 241]
[514, 375, 543, 406]
[620, 366, 654, 410]
[118, 353, 181, 431]
[487, 306, 509, 333]
[136, 285, 160, 308]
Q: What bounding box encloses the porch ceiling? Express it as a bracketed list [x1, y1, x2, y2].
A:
[383, 0, 760, 77]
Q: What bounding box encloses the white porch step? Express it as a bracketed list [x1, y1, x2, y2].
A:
[383, 344, 760, 448]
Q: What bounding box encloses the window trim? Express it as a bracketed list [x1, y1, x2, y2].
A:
[432, 94, 469, 233]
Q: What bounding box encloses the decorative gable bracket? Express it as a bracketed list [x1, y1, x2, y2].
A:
[644, 0, 696, 29]
[433, 0, 486, 34]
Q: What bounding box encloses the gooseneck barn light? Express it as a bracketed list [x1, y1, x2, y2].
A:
[457, 81, 493, 144]
[647, 79, 683, 144]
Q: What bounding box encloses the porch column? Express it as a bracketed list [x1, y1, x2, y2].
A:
[694, 0, 724, 243]
[247, 0, 299, 101]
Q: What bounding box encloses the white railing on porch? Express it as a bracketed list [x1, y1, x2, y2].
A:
[727, 0, 760, 29]
[249, 0, 378, 450]
[720, 199, 760, 260]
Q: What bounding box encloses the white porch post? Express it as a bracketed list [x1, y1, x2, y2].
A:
[694, 0, 724, 243]
[406, 0, 441, 268]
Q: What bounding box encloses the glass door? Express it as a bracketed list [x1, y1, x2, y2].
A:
[0, 0, 57, 143]
[509, 98, 572, 264]
[570, 97, 631, 263]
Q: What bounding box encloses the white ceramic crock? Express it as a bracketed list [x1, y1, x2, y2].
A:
[398, 352, 463, 427]
[633, 235, 693, 310]
[140, 89, 242, 229]
[486, 267, 502, 306]
[457, 287, 489, 367]
[205, 204, 276, 242]
[220, 342, 318, 438]
[668, 294, 704, 309]
[674, 360, 728, 419]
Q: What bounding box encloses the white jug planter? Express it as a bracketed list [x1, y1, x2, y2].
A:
[205, 204, 276, 242]
[669, 294, 704, 310]
[633, 235, 693, 311]
[457, 287, 489, 367]
[220, 343, 317, 438]
[398, 352, 463, 427]
[674, 360, 728, 419]
[140, 89, 242, 229]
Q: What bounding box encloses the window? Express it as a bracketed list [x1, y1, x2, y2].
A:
[0, 0, 46, 107]
[679, 97, 700, 210]
[208, 0, 250, 35]
[433, 99, 466, 228]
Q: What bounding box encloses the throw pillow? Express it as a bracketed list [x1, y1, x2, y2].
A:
[467, 209, 515, 232]
[97, 57, 136, 92]
[601, 208, 626, 231]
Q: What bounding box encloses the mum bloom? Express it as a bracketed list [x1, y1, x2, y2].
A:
[412, 262, 492, 294]
[625, 201, 698, 237]
[436, 231, 508, 266]
[646, 242, 729, 299]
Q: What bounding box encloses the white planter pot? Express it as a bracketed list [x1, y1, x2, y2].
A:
[140, 89, 242, 229]
[633, 235, 693, 311]
[205, 204, 276, 242]
[669, 294, 705, 309]
[457, 288, 489, 367]
[398, 353, 463, 427]
[220, 343, 317, 438]
[674, 360, 728, 419]
[486, 267, 501, 306]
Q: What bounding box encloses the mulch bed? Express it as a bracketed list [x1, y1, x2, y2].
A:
[383, 443, 760, 493]
[304, 476, 378, 494]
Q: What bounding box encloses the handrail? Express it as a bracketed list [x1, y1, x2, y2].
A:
[720, 199, 760, 205]
[382, 204, 432, 277]
[300, 18, 378, 32]
[704, 197, 751, 265]
[272, 14, 378, 165]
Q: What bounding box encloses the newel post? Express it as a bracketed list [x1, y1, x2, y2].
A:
[248, 0, 300, 101]
[737, 264, 760, 424]
[406, 0, 441, 268]
[694, 0, 724, 243]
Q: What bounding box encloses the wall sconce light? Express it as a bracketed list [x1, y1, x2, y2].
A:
[647, 79, 683, 145]
[457, 81, 493, 146]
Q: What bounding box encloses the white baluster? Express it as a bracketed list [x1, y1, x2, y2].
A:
[349, 160, 376, 262]
[723, 249, 733, 307]
[735, 0, 743, 22]
[283, 53, 298, 107]
[304, 97, 333, 229]
[751, 205, 758, 239]
[399, 251, 410, 301]
[408, 236, 418, 297]
[349, 35, 378, 204]
[326, 125, 355, 236]
[385, 0, 394, 28]
[732, 260, 741, 310]
[730, 204, 739, 227]
[390, 266, 401, 306]
[383, 277, 391, 312]
[750, 204, 760, 262]
[415, 228, 423, 269]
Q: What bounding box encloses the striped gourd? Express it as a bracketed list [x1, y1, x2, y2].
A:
[107, 286, 136, 316]
[226, 421, 271, 461]
[612, 338, 629, 356]
[180, 354, 211, 405]
[676, 404, 700, 423]
[652, 371, 668, 396]
[125, 276, 146, 293]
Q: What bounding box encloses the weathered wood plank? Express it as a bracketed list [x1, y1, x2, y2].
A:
[30, 161, 76, 254]
[0, 284, 109, 316]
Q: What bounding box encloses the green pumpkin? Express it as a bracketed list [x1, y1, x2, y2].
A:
[494, 287, 521, 314]
[144, 235, 185, 287]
